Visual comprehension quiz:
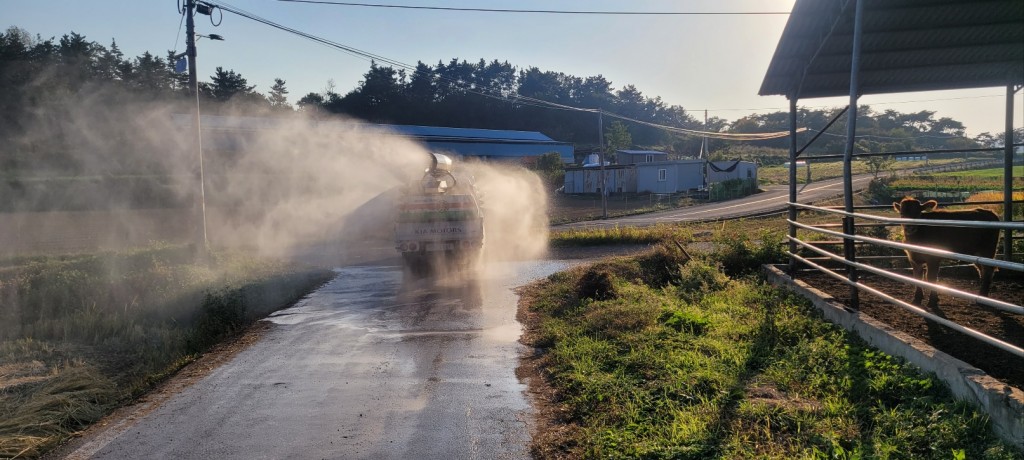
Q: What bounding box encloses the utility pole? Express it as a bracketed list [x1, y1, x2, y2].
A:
[702, 109, 708, 159]
[185, 0, 209, 258]
[702, 109, 709, 190]
[598, 109, 607, 218]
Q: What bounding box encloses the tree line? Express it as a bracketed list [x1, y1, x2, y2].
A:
[2, 26, 1018, 174]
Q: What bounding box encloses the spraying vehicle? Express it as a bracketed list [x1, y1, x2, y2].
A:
[394, 153, 484, 276]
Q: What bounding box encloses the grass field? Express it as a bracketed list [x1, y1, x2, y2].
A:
[519, 235, 1022, 459]
[882, 166, 1024, 205]
[0, 245, 334, 458]
[934, 166, 1024, 179]
[758, 158, 964, 185]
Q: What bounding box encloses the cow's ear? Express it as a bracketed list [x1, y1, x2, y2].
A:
[923, 200, 938, 211]
[893, 202, 901, 212]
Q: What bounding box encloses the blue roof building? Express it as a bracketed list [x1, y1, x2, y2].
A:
[380, 124, 574, 164]
[182, 115, 574, 164]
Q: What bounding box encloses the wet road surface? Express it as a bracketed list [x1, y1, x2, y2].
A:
[68, 260, 576, 459]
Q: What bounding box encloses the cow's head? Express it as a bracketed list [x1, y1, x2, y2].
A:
[893, 197, 937, 236]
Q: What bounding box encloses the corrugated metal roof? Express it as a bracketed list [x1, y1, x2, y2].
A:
[379, 124, 558, 143]
[760, 0, 1024, 99]
[617, 150, 668, 155]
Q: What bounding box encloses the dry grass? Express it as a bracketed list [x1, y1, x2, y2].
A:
[0, 245, 334, 458]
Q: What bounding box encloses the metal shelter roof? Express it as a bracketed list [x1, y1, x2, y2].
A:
[616, 150, 668, 156]
[760, 0, 1024, 99]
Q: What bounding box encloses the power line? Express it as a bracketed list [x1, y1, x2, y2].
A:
[806, 128, 969, 141]
[602, 111, 807, 140]
[205, 1, 801, 141]
[276, 0, 790, 15]
[212, 1, 594, 114]
[212, 1, 604, 115]
[704, 93, 1007, 113]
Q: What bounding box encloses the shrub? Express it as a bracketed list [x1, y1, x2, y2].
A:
[676, 258, 729, 299]
[867, 177, 895, 203]
[185, 290, 246, 353]
[712, 229, 786, 277]
[576, 268, 617, 301]
[635, 244, 690, 288]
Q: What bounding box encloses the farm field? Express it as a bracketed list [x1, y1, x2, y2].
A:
[934, 165, 1024, 179]
[758, 158, 962, 185]
[883, 166, 1024, 203]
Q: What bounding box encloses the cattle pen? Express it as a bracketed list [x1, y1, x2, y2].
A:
[760, 0, 1023, 447]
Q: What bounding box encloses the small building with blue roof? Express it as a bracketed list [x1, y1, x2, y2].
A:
[185, 115, 574, 165]
[380, 124, 574, 164]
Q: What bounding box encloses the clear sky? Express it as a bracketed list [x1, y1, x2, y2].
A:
[4, 0, 1021, 138]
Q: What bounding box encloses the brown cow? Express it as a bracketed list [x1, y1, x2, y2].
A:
[892, 197, 1000, 308]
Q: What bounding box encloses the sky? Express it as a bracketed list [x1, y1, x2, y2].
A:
[4, 0, 1021, 138]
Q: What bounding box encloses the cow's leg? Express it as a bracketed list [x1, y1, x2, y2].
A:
[910, 259, 924, 305]
[925, 261, 940, 308]
[977, 263, 994, 297]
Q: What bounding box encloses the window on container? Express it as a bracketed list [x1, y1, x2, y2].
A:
[658, 169, 667, 181]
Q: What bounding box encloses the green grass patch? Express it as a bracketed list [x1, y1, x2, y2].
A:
[934, 166, 1024, 180]
[551, 224, 694, 247]
[759, 158, 964, 186]
[521, 235, 1021, 459]
[874, 166, 1023, 200]
[0, 244, 334, 458]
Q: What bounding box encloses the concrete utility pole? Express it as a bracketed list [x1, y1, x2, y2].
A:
[702, 109, 708, 159]
[185, 0, 210, 258]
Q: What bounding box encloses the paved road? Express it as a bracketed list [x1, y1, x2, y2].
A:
[64, 260, 578, 460]
[557, 173, 876, 230]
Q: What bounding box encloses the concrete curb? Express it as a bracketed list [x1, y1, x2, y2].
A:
[762, 264, 1024, 449]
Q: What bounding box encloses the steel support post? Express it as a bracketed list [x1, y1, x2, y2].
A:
[1004, 84, 1016, 261]
[788, 97, 798, 273]
[842, 0, 865, 309]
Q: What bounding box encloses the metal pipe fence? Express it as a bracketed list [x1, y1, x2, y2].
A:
[792, 202, 1024, 232]
[788, 231, 1023, 314]
[786, 202, 1024, 358]
[787, 251, 1024, 359]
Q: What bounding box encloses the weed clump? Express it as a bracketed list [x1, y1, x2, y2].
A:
[659, 308, 710, 335]
[185, 290, 246, 353]
[676, 258, 729, 300]
[635, 244, 689, 288]
[712, 229, 785, 277]
[576, 268, 617, 301]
